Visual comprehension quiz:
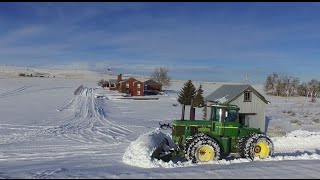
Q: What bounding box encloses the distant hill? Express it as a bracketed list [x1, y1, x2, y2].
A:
[0, 65, 264, 96]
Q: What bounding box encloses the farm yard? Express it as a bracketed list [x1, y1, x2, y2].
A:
[1, 67, 320, 178]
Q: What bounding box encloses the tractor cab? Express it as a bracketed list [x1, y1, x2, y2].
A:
[207, 104, 241, 137]
[209, 104, 240, 123]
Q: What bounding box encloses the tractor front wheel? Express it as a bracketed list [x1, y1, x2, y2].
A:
[186, 135, 220, 163]
[184, 133, 206, 160]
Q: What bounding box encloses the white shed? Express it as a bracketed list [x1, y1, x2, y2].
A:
[205, 85, 270, 133]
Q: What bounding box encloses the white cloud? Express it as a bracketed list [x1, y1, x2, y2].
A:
[0, 25, 45, 46]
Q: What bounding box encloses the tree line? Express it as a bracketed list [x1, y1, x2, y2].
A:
[264, 73, 320, 100]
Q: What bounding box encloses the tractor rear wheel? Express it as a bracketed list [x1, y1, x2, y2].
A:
[186, 134, 220, 163]
[244, 134, 274, 160]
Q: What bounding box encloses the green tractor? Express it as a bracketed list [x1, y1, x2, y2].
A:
[152, 103, 274, 163]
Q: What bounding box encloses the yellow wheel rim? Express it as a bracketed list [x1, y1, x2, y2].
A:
[254, 141, 270, 159]
[196, 145, 214, 162]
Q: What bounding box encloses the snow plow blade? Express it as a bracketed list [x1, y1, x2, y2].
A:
[151, 137, 176, 162]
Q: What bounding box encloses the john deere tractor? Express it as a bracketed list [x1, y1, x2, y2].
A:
[152, 103, 274, 163]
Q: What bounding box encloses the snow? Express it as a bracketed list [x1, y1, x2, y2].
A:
[215, 95, 229, 103]
[122, 129, 189, 168]
[1, 66, 320, 178]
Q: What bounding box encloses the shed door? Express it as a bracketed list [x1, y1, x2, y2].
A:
[239, 113, 256, 127]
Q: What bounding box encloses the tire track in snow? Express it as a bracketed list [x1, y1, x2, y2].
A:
[0, 86, 31, 98]
[1, 143, 121, 153]
[0, 86, 73, 99]
[0, 141, 129, 163]
[0, 87, 133, 145]
[49, 87, 131, 143]
[0, 124, 55, 129]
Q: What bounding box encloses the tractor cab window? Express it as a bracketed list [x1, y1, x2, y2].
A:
[210, 106, 238, 122]
[225, 109, 237, 122]
[211, 108, 226, 122]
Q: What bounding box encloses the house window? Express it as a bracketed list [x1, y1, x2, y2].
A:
[137, 91, 140, 95]
[126, 83, 129, 88]
[244, 91, 251, 102]
[137, 84, 141, 88]
[110, 83, 115, 88]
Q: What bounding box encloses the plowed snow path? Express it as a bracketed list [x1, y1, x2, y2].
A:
[43, 87, 133, 143]
[0, 86, 133, 161]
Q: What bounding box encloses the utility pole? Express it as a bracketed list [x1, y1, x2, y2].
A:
[244, 74, 249, 84]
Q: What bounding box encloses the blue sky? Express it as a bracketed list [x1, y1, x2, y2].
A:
[1, 2, 320, 84]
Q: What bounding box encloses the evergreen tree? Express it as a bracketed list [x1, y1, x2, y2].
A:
[177, 80, 196, 120]
[190, 85, 204, 120]
[192, 85, 204, 107]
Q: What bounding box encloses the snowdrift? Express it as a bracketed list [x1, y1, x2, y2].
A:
[122, 129, 193, 168]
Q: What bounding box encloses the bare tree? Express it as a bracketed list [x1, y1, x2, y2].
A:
[274, 75, 286, 96]
[264, 74, 273, 94]
[316, 81, 320, 99]
[151, 67, 171, 89]
[284, 76, 299, 97]
[297, 82, 308, 97]
[97, 79, 108, 88]
[265, 73, 300, 97]
[290, 77, 300, 96]
[265, 73, 277, 95]
[265, 73, 320, 101]
[308, 79, 320, 102]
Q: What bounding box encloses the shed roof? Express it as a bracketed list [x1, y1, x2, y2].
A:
[205, 84, 269, 104]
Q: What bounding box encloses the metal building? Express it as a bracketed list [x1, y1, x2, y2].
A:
[205, 85, 270, 133]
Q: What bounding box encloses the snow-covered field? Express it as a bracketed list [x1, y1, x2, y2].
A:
[1, 66, 320, 178]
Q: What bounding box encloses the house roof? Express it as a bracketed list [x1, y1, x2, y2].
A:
[205, 84, 269, 104]
[120, 77, 142, 83]
[133, 81, 143, 84]
[109, 79, 117, 83]
[119, 78, 129, 83]
[144, 79, 161, 86]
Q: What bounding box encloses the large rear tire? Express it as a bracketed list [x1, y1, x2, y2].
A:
[244, 134, 274, 160]
[186, 134, 220, 163]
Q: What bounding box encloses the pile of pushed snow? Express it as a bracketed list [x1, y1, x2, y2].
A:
[285, 129, 320, 137]
[272, 130, 320, 153]
[122, 129, 193, 168]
